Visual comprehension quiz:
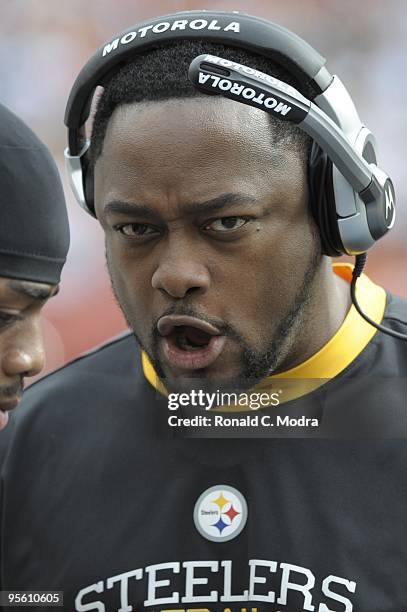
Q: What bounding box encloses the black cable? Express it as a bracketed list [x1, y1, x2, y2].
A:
[351, 253, 407, 340]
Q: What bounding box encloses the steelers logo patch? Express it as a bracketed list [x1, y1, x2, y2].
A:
[193, 485, 248, 542]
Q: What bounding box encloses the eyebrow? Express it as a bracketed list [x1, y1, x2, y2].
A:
[8, 280, 59, 301]
[103, 193, 260, 221]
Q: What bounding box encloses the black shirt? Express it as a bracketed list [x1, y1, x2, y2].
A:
[1, 291, 407, 612]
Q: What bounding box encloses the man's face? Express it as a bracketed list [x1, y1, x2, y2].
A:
[0, 277, 57, 428]
[95, 98, 322, 391]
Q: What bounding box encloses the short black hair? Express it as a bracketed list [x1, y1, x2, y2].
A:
[90, 40, 316, 165]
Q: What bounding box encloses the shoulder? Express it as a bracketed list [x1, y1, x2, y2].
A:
[366, 291, 407, 375]
[0, 333, 166, 494]
[0, 332, 160, 474]
[383, 292, 407, 329]
[34, 330, 139, 382]
[3, 331, 146, 436]
[25, 331, 140, 398]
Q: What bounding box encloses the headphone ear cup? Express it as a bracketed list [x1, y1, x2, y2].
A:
[82, 154, 96, 218]
[308, 142, 344, 257]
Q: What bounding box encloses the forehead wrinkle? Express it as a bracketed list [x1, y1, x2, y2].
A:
[95, 97, 307, 214]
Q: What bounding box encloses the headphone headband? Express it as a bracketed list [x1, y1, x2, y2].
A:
[64, 10, 396, 257]
[64, 10, 332, 152]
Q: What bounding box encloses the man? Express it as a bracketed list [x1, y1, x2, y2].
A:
[0, 103, 69, 431]
[1, 14, 407, 612]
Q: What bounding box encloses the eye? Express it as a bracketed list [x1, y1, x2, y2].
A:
[116, 223, 159, 237]
[0, 312, 20, 330]
[204, 216, 249, 232]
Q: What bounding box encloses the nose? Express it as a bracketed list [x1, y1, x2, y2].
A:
[2, 316, 46, 379]
[151, 239, 210, 299]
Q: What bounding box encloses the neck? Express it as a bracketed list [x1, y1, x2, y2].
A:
[274, 257, 352, 374]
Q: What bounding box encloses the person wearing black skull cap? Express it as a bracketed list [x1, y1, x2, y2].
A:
[0, 103, 70, 429]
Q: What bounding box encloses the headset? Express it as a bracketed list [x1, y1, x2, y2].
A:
[64, 10, 405, 340]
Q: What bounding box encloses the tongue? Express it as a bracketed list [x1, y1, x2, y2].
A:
[183, 326, 211, 346]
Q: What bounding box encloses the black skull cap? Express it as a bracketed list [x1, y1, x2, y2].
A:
[0, 103, 70, 284]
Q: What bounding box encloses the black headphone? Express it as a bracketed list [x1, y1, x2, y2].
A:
[64, 10, 396, 259]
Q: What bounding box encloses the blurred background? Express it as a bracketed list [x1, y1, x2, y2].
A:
[1, 0, 406, 376]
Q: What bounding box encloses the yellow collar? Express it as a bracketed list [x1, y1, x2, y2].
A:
[142, 263, 386, 403]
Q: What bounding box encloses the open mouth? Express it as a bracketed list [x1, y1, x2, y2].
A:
[158, 315, 227, 371]
[171, 325, 212, 351]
